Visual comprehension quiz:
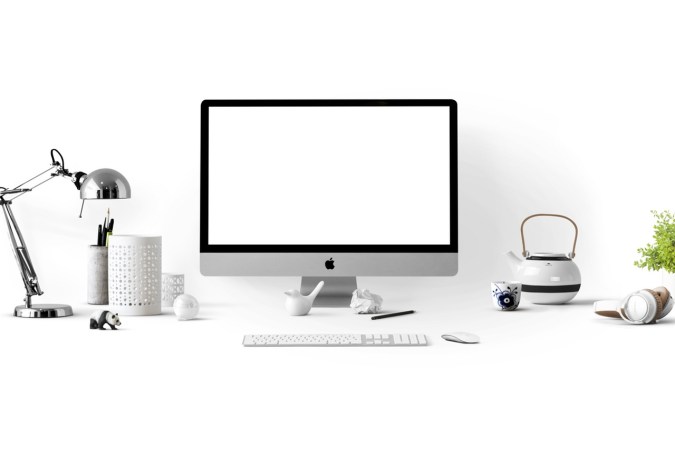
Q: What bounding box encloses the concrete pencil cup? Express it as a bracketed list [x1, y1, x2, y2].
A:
[108, 235, 162, 316]
[87, 245, 109, 305]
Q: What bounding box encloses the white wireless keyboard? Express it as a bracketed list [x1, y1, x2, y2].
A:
[243, 334, 428, 347]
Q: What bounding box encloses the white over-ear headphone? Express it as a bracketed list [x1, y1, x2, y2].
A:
[594, 287, 673, 324]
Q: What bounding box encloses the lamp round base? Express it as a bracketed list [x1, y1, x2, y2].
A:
[14, 304, 73, 318]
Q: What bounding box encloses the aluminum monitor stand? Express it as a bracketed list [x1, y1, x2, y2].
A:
[301, 277, 357, 307]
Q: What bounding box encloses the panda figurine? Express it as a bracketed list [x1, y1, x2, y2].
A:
[90, 310, 122, 330]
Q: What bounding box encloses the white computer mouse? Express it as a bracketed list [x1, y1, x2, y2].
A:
[441, 332, 480, 344]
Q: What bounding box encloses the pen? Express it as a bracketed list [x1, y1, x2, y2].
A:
[371, 310, 415, 320]
[105, 218, 114, 246]
[97, 225, 102, 246]
[101, 217, 107, 246]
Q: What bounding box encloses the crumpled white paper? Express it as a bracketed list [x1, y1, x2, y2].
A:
[350, 289, 384, 314]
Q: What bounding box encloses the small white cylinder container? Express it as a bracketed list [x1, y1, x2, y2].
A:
[87, 245, 108, 305]
[108, 235, 162, 316]
[162, 273, 184, 307]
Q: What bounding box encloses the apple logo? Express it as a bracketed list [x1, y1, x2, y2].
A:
[325, 258, 335, 270]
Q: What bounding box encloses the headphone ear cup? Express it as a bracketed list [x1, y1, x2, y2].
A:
[643, 289, 664, 324]
[652, 286, 673, 320]
[619, 290, 659, 324]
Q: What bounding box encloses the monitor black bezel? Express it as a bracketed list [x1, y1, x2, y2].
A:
[200, 99, 458, 253]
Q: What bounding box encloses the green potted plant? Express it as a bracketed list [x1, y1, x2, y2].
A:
[635, 210, 675, 293]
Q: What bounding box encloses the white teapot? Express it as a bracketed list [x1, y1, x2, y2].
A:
[505, 214, 581, 305]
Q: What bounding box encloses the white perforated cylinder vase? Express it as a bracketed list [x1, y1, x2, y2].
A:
[108, 235, 162, 316]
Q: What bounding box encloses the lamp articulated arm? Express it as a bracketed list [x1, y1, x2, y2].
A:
[0, 199, 43, 308]
[0, 149, 86, 309]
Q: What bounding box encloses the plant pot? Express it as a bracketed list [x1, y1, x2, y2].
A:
[662, 271, 675, 296]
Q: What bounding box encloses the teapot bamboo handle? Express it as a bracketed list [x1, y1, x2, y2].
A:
[520, 214, 579, 259]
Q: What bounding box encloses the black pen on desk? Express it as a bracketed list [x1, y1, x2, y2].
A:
[97, 225, 102, 246]
[371, 310, 415, 320]
[107, 218, 114, 233]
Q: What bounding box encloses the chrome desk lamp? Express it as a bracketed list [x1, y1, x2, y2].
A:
[0, 149, 131, 318]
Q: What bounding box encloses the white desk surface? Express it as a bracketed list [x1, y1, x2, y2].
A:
[1, 278, 672, 449]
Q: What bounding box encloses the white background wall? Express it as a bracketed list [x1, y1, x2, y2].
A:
[1, 1, 674, 448]
[2, 0, 672, 303]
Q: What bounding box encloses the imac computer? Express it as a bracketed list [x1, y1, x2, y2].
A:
[200, 99, 458, 306]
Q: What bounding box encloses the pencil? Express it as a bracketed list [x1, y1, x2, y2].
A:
[371, 310, 415, 320]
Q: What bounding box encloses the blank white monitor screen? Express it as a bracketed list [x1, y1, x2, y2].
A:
[208, 106, 451, 246]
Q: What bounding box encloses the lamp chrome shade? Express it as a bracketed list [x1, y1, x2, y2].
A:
[80, 168, 131, 200]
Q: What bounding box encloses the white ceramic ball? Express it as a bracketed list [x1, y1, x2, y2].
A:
[173, 294, 199, 321]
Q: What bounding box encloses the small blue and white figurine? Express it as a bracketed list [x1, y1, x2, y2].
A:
[90, 310, 122, 330]
[491, 281, 521, 311]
